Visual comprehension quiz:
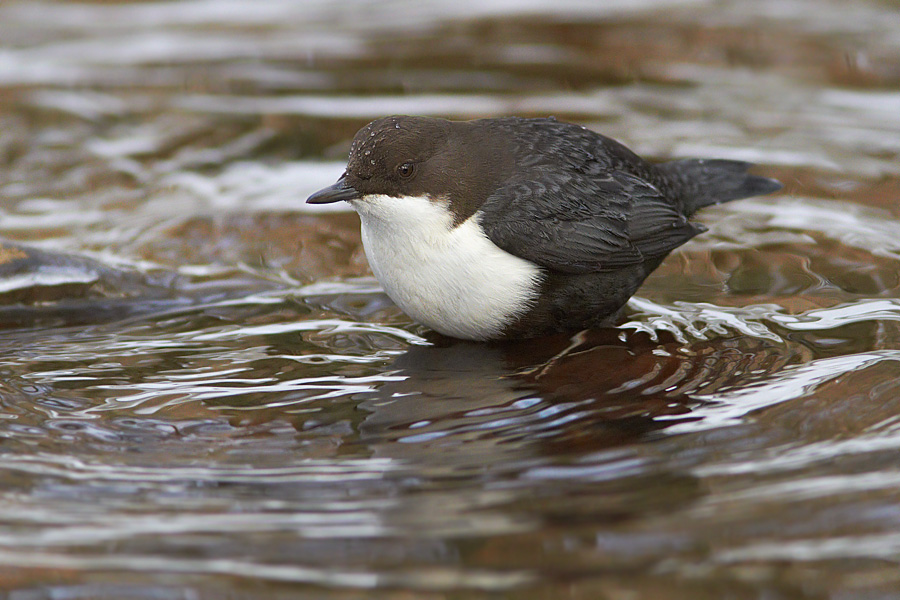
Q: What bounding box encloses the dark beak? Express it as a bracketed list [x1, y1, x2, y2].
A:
[306, 178, 361, 204]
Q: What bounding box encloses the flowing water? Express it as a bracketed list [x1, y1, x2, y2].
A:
[1, 0, 900, 597]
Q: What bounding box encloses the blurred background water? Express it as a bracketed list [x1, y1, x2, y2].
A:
[1, 0, 900, 598]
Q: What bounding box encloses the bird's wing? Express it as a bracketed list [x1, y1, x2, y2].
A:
[479, 169, 703, 274]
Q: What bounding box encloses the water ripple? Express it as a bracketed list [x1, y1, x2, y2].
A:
[0, 549, 535, 591]
[667, 351, 900, 434]
[772, 299, 900, 330]
[0, 454, 400, 483]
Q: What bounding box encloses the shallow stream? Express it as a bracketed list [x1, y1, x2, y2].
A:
[2, 0, 900, 597]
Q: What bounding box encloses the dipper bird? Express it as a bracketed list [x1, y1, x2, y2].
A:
[307, 116, 781, 341]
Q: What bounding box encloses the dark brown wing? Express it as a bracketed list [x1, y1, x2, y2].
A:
[479, 168, 703, 275]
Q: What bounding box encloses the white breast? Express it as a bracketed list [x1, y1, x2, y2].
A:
[351, 194, 541, 341]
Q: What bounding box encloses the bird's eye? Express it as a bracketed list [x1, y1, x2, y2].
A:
[397, 162, 415, 178]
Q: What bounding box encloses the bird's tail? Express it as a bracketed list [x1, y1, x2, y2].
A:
[655, 159, 782, 216]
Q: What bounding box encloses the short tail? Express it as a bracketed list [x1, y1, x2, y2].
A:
[655, 159, 782, 216]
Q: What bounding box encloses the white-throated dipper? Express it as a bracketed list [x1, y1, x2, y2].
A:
[307, 116, 781, 341]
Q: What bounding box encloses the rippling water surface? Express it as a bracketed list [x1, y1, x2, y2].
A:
[2, 0, 900, 597]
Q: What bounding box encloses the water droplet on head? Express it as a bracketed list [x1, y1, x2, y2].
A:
[370, 160, 375, 165]
[364, 149, 371, 156]
[370, 132, 376, 137]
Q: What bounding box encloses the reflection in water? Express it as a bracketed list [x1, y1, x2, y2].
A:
[1, 0, 900, 597]
[361, 328, 800, 456]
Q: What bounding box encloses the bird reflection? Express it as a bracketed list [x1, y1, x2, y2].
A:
[356, 326, 798, 458]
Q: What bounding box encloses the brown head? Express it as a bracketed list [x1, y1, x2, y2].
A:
[307, 115, 516, 225]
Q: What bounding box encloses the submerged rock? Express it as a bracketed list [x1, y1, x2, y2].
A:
[0, 241, 170, 303]
[0, 240, 179, 327]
